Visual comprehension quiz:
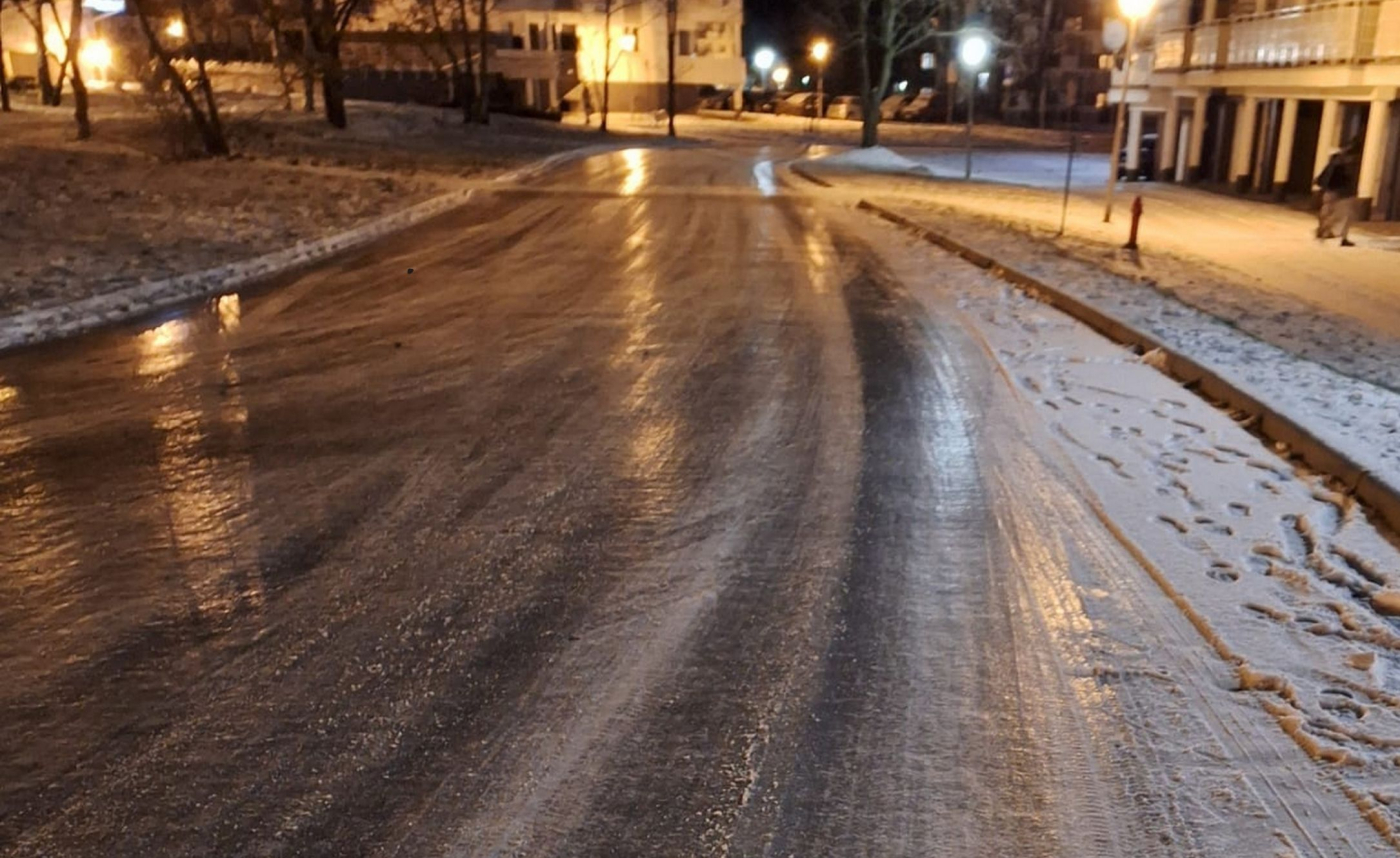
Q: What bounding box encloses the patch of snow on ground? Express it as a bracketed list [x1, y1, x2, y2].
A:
[810, 146, 932, 174]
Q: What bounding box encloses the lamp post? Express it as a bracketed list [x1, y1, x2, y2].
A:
[1103, 0, 1155, 222]
[754, 47, 776, 91]
[810, 38, 831, 131]
[958, 31, 991, 181]
[772, 66, 790, 91]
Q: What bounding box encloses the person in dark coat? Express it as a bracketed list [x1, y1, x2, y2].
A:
[1315, 140, 1361, 247]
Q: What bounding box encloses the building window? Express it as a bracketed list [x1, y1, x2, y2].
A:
[678, 30, 693, 55]
[529, 23, 542, 50]
[559, 25, 578, 51]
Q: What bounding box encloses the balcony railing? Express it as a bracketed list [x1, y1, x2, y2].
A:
[1155, 0, 1397, 70]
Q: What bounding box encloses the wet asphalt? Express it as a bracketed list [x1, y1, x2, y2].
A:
[1, 146, 1187, 857]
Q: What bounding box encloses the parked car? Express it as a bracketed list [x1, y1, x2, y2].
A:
[880, 93, 913, 120]
[1117, 133, 1159, 180]
[776, 92, 819, 117]
[895, 90, 937, 122]
[743, 90, 781, 113]
[698, 85, 735, 110]
[825, 95, 864, 121]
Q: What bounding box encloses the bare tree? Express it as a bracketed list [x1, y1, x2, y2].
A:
[473, 0, 492, 124]
[16, 0, 59, 104]
[826, 0, 947, 147]
[63, 0, 90, 137]
[598, 0, 650, 133]
[0, 0, 12, 112]
[300, 0, 362, 128]
[406, 0, 478, 123]
[130, 0, 229, 154]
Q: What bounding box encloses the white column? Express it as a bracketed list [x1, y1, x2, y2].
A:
[1159, 96, 1181, 180]
[1126, 105, 1145, 175]
[1187, 91, 1209, 180]
[1357, 99, 1393, 212]
[1230, 95, 1258, 190]
[1312, 98, 1342, 184]
[1272, 98, 1299, 188]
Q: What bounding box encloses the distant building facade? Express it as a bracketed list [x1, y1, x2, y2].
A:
[1108, 0, 1400, 219]
[344, 0, 746, 113]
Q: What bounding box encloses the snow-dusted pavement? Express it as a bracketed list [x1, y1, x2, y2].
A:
[0, 146, 1394, 856]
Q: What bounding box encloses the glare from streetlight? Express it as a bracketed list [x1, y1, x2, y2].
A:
[165, 18, 186, 39]
[78, 38, 112, 71]
[810, 39, 831, 64]
[1118, 0, 1156, 21]
[772, 66, 791, 88]
[959, 33, 991, 69]
[618, 32, 637, 52]
[754, 47, 776, 71]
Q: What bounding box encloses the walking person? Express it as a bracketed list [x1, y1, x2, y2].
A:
[1315, 140, 1361, 247]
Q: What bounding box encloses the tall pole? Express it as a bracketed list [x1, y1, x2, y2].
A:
[1103, 16, 1137, 223]
[816, 66, 824, 131]
[964, 76, 975, 179]
[666, 0, 676, 137]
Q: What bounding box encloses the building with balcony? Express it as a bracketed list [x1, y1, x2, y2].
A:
[1109, 0, 1400, 219]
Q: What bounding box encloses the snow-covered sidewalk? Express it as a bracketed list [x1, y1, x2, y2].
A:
[801, 150, 1400, 532]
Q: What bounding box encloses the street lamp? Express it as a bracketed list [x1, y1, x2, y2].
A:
[753, 47, 776, 90]
[1103, 0, 1156, 222]
[958, 30, 991, 180]
[618, 31, 638, 53]
[165, 18, 186, 39]
[772, 66, 791, 90]
[810, 38, 831, 130]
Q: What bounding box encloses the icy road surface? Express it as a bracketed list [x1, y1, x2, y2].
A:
[0, 147, 1389, 856]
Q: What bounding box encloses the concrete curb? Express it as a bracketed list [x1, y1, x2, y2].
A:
[0, 143, 617, 354]
[789, 164, 834, 188]
[855, 197, 1400, 538]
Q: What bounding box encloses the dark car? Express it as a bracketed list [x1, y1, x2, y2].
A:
[895, 90, 938, 122]
[776, 93, 825, 117]
[698, 85, 735, 110]
[1118, 133, 1159, 180]
[880, 93, 913, 120]
[742, 90, 781, 113]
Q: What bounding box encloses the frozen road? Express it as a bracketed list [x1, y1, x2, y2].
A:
[0, 147, 1377, 856]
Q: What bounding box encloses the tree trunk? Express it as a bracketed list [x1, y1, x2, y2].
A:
[1036, 0, 1056, 128]
[0, 14, 11, 112]
[321, 48, 346, 128]
[474, 0, 489, 124]
[599, 0, 611, 132]
[302, 58, 316, 112]
[33, 10, 56, 104]
[454, 0, 475, 123]
[66, 0, 89, 138]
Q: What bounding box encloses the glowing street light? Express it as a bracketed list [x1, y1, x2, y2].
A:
[958, 30, 992, 180]
[165, 18, 186, 39]
[772, 66, 791, 90]
[753, 47, 776, 90]
[1103, 0, 1157, 222]
[78, 38, 112, 73]
[809, 38, 831, 131]
[618, 31, 638, 53]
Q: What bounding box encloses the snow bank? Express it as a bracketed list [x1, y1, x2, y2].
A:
[811, 146, 931, 175]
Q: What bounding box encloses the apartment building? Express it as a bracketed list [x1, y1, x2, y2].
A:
[1109, 0, 1400, 219]
[347, 0, 745, 113]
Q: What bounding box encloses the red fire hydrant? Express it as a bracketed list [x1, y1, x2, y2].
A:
[1124, 195, 1144, 251]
